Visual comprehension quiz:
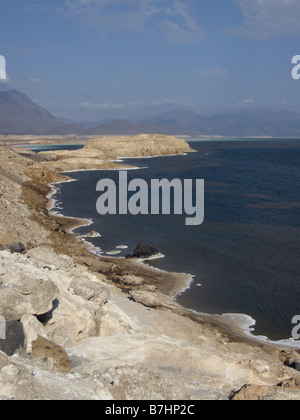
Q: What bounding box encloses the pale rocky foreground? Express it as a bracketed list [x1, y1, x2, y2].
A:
[0, 138, 300, 400]
[1, 247, 300, 400]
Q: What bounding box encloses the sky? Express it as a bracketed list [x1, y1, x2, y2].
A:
[1, 0, 300, 122]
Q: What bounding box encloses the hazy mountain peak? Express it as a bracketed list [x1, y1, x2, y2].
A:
[0, 90, 300, 137]
[0, 90, 83, 135]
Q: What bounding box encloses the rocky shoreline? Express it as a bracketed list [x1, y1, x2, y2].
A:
[0, 136, 300, 400]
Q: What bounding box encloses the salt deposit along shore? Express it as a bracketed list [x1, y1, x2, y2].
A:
[0, 135, 300, 400]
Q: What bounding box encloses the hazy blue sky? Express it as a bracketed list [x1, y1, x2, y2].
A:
[1, 0, 300, 121]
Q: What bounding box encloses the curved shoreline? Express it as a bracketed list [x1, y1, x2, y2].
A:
[3, 141, 300, 400]
[46, 158, 300, 351]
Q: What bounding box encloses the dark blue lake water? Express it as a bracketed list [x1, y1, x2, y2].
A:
[49, 139, 300, 342]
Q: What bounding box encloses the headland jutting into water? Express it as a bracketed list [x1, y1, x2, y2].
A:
[0, 134, 299, 400]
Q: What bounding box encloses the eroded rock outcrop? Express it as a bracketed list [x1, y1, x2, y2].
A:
[0, 247, 111, 352]
[37, 134, 195, 172]
[84, 134, 195, 158]
[0, 277, 59, 321]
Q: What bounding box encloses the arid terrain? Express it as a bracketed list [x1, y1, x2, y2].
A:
[0, 135, 300, 400]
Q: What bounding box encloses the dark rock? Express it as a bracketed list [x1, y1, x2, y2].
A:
[277, 378, 300, 388]
[133, 244, 159, 259]
[284, 357, 300, 372]
[5, 241, 26, 254]
[0, 244, 4, 252]
[36, 299, 59, 325]
[0, 320, 25, 356]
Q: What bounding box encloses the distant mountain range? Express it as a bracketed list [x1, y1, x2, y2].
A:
[0, 90, 83, 135]
[1, 89, 300, 137]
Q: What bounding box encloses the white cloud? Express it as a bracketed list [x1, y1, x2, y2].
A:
[151, 98, 180, 106]
[60, 0, 149, 32]
[59, 0, 205, 44]
[158, 0, 205, 44]
[80, 101, 135, 110]
[159, 20, 204, 44]
[240, 98, 255, 105]
[233, 0, 300, 39]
